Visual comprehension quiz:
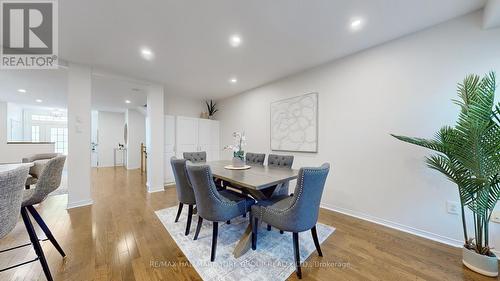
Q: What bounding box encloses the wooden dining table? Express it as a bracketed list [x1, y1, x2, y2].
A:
[203, 160, 299, 258]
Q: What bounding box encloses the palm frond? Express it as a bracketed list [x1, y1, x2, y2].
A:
[392, 72, 500, 254]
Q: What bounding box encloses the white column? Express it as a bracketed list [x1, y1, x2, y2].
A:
[146, 85, 165, 192]
[67, 63, 93, 209]
[125, 109, 145, 170]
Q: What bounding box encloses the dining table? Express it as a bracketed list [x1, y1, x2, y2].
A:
[203, 160, 299, 258]
[0, 162, 34, 173]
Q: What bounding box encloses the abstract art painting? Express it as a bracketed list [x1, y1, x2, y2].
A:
[270, 92, 318, 152]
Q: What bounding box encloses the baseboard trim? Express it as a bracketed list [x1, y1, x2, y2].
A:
[322, 204, 500, 260]
[67, 199, 94, 210]
[320, 203, 464, 248]
[146, 182, 165, 193]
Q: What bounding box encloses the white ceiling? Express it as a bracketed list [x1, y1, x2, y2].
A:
[58, 0, 487, 99]
[0, 0, 489, 109]
[0, 69, 147, 111]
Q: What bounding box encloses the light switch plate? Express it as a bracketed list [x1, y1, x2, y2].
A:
[446, 201, 459, 215]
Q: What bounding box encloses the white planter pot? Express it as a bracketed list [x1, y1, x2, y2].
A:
[462, 247, 498, 277]
[232, 157, 245, 167]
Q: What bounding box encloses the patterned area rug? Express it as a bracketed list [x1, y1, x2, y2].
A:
[155, 206, 335, 281]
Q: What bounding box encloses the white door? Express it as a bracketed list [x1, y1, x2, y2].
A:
[175, 116, 199, 158]
[164, 115, 176, 184]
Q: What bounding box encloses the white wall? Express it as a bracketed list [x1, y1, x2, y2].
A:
[217, 12, 500, 251]
[7, 103, 23, 141]
[0, 101, 55, 163]
[125, 109, 145, 169]
[164, 94, 204, 118]
[97, 111, 125, 167]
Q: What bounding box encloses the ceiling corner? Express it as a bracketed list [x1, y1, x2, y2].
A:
[483, 0, 500, 29]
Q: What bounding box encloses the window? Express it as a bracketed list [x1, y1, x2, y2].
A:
[31, 126, 40, 142]
[50, 127, 68, 154]
[32, 114, 67, 122]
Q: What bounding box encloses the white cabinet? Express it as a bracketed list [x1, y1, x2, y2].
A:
[164, 116, 220, 184]
[198, 119, 220, 161]
[175, 116, 220, 161]
[164, 115, 176, 184]
[176, 117, 199, 158]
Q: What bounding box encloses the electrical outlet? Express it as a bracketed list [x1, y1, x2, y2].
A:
[446, 201, 459, 215]
[491, 211, 500, 224]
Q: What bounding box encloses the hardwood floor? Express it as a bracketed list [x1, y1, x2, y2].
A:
[0, 167, 495, 281]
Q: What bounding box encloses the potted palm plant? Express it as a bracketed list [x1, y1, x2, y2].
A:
[392, 72, 500, 277]
[205, 100, 218, 119]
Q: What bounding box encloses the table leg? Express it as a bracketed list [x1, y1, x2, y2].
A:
[233, 224, 253, 258]
[232, 188, 271, 258]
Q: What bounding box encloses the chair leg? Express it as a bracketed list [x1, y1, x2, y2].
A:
[194, 217, 203, 240]
[185, 205, 193, 236]
[21, 207, 53, 281]
[174, 203, 183, 223]
[267, 224, 271, 231]
[252, 217, 258, 250]
[210, 222, 218, 262]
[293, 232, 302, 279]
[311, 226, 323, 257]
[26, 205, 66, 257]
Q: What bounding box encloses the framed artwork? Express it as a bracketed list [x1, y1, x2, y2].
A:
[270, 92, 318, 152]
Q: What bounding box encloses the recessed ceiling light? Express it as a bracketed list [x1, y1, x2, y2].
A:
[35, 99, 42, 103]
[350, 18, 364, 31]
[229, 35, 242, 47]
[17, 89, 26, 93]
[140, 47, 154, 60]
[229, 77, 238, 84]
[125, 100, 131, 104]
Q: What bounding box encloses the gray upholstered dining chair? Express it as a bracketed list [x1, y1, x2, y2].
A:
[0, 166, 29, 240]
[0, 157, 65, 281]
[0, 166, 32, 275]
[20, 155, 67, 281]
[183, 151, 207, 163]
[183, 151, 227, 190]
[267, 154, 294, 168]
[170, 157, 197, 236]
[186, 164, 255, 262]
[251, 163, 330, 279]
[245, 152, 266, 165]
[265, 154, 295, 231]
[268, 154, 294, 195]
[22, 153, 60, 189]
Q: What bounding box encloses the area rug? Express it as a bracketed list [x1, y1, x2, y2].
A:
[155, 206, 335, 281]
